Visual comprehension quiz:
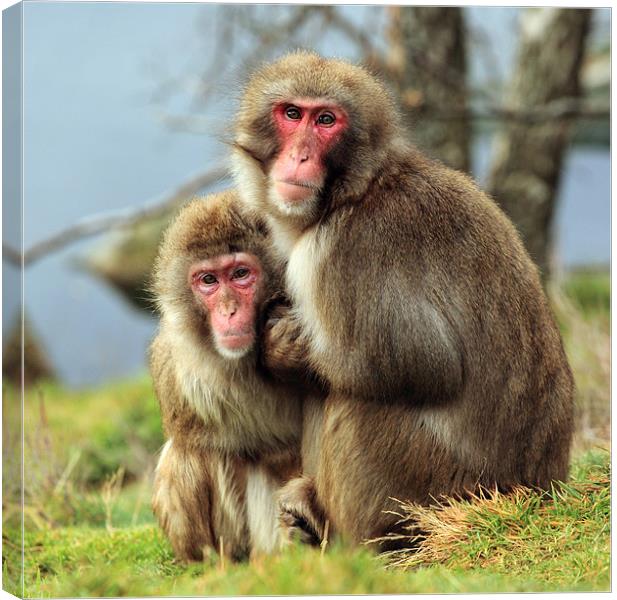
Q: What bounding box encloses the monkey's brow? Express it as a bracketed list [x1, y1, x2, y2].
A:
[185, 238, 247, 256]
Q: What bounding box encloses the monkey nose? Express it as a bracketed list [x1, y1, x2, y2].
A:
[291, 150, 310, 163]
[219, 303, 237, 319]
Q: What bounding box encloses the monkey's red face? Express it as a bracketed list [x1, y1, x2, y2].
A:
[270, 100, 347, 211]
[189, 252, 263, 359]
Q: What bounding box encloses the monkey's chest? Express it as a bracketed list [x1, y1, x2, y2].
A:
[180, 376, 301, 453]
[285, 231, 332, 356]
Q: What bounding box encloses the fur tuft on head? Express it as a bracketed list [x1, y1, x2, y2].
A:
[237, 52, 400, 147]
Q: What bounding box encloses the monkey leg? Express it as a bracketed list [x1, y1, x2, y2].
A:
[152, 441, 218, 561]
[153, 441, 252, 562]
[314, 393, 473, 550]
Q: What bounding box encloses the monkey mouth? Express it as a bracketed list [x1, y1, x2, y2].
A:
[274, 180, 320, 204]
[219, 330, 254, 350]
[279, 179, 317, 189]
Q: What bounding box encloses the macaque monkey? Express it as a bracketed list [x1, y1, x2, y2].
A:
[150, 190, 303, 561]
[231, 52, 575, 548]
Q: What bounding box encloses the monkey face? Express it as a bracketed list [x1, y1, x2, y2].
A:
[189, 252, 263, 360]
[267, 100, 347, 218]
[233, 52, 401, 221]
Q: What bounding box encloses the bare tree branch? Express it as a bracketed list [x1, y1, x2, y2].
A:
[235, 5, 317, 45]
[234, 5, 320, 68]
[154, 5, 320, 133]
[465, 21, 510, 102]
[195, 5, 237, 100]
[416, 98, 608, 123]
[321, 6, 384, 70]
[486, 8, 593, 280]
[3, 245, 21, 266]
[153, 111, 215, 135]
[3, 165, 229, 268]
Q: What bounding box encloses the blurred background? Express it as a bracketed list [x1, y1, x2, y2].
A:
[2, 4, 610, 593]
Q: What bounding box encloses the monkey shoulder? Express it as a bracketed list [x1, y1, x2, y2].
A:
[149, 331, 197, 441]
[303, 151, 552, 401]
[150, 327, 231, 443]
[334, 151, 533, 283]
[153, 325, 302, 453]
[149, 333, 178, 404]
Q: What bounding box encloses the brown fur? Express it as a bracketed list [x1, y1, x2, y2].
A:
[232, 52, 575, 547]
[150, 190, 303, 561]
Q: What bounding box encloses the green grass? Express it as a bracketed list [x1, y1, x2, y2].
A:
[4, 450, 609, 596]
[550, 270, 610, 447]
[561, 267, 610, 318]
[383, 450, 609, 588]
[2, 269, 610, 597]
[18, 376, 164, 486]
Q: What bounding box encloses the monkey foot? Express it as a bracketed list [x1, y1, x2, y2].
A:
[279, 506, 322, 547]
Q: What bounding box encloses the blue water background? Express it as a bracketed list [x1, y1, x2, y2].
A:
[4, 4, 609, 387]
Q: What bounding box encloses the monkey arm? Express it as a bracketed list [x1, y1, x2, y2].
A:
[149, 334, 179, 437]
[150, 335, 252, 561]
[263, 282, 465, 403]
[152, 440, 218, 561]
[320, 301, 465, 403]
[149, 334, 199, 440]
[288, 218, 466, 404]
[261, 303, 315, 383]
[150, 336, 215, 562]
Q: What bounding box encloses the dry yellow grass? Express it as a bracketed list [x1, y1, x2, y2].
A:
[375, 450, 609, 581]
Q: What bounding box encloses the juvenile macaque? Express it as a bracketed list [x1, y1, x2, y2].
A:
[231, 52, 574, 548]
[150, 190, 302, 561]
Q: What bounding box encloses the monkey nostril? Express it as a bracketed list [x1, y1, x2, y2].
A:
[290, 150, 309, 163]
[220, 304, 237, 318]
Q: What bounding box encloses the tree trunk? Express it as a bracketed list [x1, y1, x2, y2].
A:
[487, 8, 591, 280]
[387, 6, 470, 173]
[3, 312, 56, 386]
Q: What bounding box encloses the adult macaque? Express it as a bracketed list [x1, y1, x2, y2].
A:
[231, 52, 574, 548]
[150, 191, 303, 561]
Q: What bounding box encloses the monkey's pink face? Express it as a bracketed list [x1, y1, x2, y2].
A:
[270, 100, 347, 210]
[189, 252, 262, 359]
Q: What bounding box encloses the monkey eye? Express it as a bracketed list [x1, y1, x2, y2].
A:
[285, 106, 302, 120]
[200, 273, 217, 285]
[317, 112, 336, 126]
[232, 267, 250, 280]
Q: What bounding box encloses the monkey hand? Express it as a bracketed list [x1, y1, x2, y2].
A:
[277, 476, 327, 547]
[261, 304, 310, 382]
